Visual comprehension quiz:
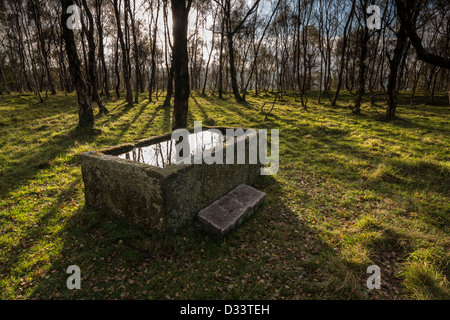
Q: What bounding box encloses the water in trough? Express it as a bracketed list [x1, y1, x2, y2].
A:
[117, 130, 225, 168]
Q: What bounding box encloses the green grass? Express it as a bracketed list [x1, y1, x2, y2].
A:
[0, 90, 448, 300]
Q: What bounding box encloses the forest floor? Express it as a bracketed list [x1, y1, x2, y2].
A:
[0, 90, 449, 300]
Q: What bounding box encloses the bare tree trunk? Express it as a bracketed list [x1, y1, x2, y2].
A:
[218, 15, 224, 99]
[331, 0, 355, 106]
[95, 0, 111, 99]
[20, 2, 43, 102]
[54, 24, 71, 93]
[202, 7, 218, 95]
[127, 0, 143, 103]
[114, 36, 121, 99]
[163, 1, 174, 107]
[163, 64, 174, 107]
[171, 0, 192, 130]
[113, 0, 133, 105]
[30, 2, 56, 95]
[386, 23, 408, 119]
[242, 0, 280, 100]
[226, 27, 243, 101]
[429, 67, 440, 105]
[149, 0, 160, 102]
[353, 1, 370, 115]
[395, 0, 450, 70]
[221, 0, 261, 102]
[61, 0, 94, 128]
[0, 59, 10, 94]
[81, 0, 109, 114]
[409, 60, 423, 106]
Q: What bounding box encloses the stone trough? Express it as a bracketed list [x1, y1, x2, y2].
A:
[81, 127, 264, 233]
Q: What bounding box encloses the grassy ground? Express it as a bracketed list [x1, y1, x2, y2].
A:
[0, 90, 448, 300]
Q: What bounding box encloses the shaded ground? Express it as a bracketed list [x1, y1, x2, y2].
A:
[0, 91, 448, 300]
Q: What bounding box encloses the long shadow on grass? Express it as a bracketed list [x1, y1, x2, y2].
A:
[0, 128, 100, 196]
[398, 92, 449, 107]
[0, 178, 82, 298]
[202, 95, 261, 126]
[27, 175, 372, 300]
[287, 129, 449, 197]
[0, 94, 79, 116]
[159, 103, 172, 133]
[383, 115, 450, 134]
[191, 95, 210, 121]
[272, 107, 449, 196]
[103, 100, 137, 123]
[108, 100, 154, 145]
[272, 113, 449, 232]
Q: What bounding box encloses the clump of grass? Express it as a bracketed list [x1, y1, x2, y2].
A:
[365, 163, 402, 183]
[390, 158, 449, 184]
[400, 247, 450, 300]
[355, 215, 383, 231]
[203, 117, 217, 126]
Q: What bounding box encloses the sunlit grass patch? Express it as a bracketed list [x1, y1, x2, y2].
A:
[0, 90, 448, 300]
[400, 247, 450, 300]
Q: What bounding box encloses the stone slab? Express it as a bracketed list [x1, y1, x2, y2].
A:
[197, 184, 266, 236]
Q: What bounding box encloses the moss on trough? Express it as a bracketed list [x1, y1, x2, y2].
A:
[81, 129, 263, 233]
